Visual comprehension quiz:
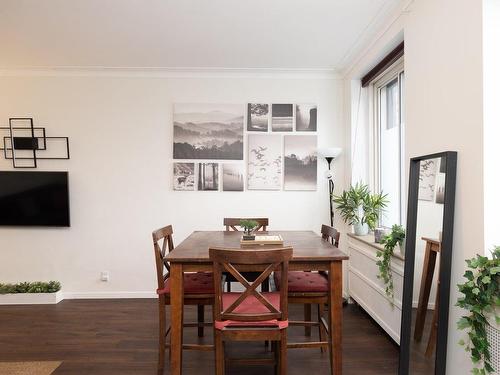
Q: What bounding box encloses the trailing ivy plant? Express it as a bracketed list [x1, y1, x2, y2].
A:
[456, 247, 500, 375]
[0, 281, 61, 294]
[376, 225, 405, 303]
[332, 182, 388, 230]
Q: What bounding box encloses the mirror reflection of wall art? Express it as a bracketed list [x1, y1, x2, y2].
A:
[271, 104, 293, 132]
[418, 158, 438, 201]
[295, 104, 317, 132]
[198, 163, 219, 191]
[247, 134, 281, 190]
[247, 104, 269, 132]
[173, 162, 195, 191]
[173, 103, 244, 160]
[222, 163, 244, 192]
[284, 135, 317, 191]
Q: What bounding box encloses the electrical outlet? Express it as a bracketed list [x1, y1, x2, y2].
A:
[100, 271, 109, 282]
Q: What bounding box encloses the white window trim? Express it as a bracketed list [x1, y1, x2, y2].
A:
[369, 57, 405, 226]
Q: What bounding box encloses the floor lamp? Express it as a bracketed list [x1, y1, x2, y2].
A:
[318, 147, 342, 227]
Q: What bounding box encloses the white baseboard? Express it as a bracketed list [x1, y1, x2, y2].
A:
[62, 291, 157, 300]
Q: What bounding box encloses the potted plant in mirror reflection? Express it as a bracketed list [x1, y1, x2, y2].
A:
[240, 220, 259, 240]
[332, 182, 388, 236]
[456, 246, 499, 375]
[0, 281, 62, 305]
[376, 225, 405, 304]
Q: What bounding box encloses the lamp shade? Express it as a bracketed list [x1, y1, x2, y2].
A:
[318, 147, 342, 159]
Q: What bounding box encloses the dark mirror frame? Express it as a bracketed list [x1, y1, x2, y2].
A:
[399, 151, 457, 375]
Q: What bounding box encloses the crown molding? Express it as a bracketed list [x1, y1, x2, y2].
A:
[0, 66, 341, 80]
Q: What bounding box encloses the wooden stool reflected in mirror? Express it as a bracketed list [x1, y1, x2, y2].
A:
[413, 237, 441, 357]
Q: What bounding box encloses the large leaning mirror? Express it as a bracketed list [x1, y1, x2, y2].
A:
[399, 151, 457, 375]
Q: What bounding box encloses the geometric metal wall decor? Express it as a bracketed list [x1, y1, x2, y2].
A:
[0, 118, 70, 168]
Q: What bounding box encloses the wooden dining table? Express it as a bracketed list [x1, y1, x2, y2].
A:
[165, 230, 349, 375]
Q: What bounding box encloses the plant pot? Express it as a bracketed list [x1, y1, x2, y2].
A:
[242, 234, 255, 241]
[397, 239, 406, 256]
[0, 291, 63, 305]
[353, 222, 369, 236]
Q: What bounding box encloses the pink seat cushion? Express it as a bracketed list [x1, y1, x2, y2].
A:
[157, 272, 213, 295]
[274, 271, 329, 293]
[215, 292, 288, 330]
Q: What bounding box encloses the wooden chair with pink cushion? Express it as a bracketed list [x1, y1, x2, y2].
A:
[274, 224, 340, 352]
[152, 225, 214, 375]
[209, 246, 293, 375]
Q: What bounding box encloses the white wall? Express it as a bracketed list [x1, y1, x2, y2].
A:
[0, 70, 345, 297]
[343, 0, 485, 374]
[483, 0, 500, 253]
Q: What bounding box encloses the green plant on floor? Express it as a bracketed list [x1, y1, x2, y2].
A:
[456, 246, 500, 375]
[332, 182, 388, 230]
[0, 281, 61, 294]
[239, 219, 259, 236]
[376, 225, 405, 302]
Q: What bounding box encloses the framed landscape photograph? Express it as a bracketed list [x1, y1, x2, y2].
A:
[296, 104, 317, 131]
[284, 135, 317, 191]
[173, 162, 195, 191]
[247, 134, 282, 190]
[173, 103, 244, 160]
[222, 163, 245, 191]
[198, 163, 219, 191]
[271, 104, 293, 132]
[247, 103, 269, 132]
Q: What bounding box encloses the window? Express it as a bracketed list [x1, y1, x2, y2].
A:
[373, 60, 405, 227]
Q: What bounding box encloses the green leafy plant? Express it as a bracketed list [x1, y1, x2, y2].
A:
[376, 225, 405, 302]
[456, 247, 500, 375]
[332, 182, 388, 230]
[239, 220, 259, 235]
[0, 281, 61, 294]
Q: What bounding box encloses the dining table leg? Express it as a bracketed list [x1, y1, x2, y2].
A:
[170, 263, 184, 375]
[328, 260, 343, 375]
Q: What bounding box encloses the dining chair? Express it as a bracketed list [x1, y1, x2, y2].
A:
[152, 225, 214, 375]
[274, 224, 340, 352]
[209, 246, 293, 375]
[223, 217, 270, 292]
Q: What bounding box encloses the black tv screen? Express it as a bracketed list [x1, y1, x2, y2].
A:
[0, 171, 70, 227]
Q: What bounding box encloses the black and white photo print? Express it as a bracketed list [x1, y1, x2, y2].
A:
[247, 134, 282, 190]
[222, 163, 244, 191]
[198, 163, 219, 191]
[173, 162, 195, 191]
[418, 158, 438, 201]
[296, 104, 317, 131]
[284, 135, 317, 191]
[173, 103, 244, 160]
[271, 104, 293, 132]
[247, 103, 269, 132]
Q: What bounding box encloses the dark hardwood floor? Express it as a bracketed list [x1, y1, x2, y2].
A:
[0, 300, 399, 374]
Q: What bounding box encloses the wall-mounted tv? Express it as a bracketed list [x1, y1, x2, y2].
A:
[0, 171, 70, 227]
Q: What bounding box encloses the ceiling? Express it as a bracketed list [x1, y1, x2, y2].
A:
[0, 0, 402, 71]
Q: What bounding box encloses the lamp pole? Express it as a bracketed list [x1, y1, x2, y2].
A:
[326, 156, 334, 227]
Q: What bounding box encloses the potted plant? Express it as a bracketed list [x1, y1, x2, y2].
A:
[240, 219, 259, 240]
[376, 224, 406, 302]
[332, 182, 388, 236]
[0, 281, 62, 305]
[456, 247, 499, 375]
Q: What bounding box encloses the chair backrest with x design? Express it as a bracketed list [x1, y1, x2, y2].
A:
[321, 224, 340, 247]
[223, 218, 269, 232]
[152, 225, 174, 292]
[209, 247, 292, 323]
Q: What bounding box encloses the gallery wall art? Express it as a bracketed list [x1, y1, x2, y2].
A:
[296, 104, 317, 131]
[172, 102, 318, 192]
[247, 134, 282, 190]
[271, 104, 293, 132]
[173, 103, 244, 160]
[173, 162, 195, 191]
[284, 135, 317, 191]
[247, 104, 269, 132]
[222, 163, 245, 191]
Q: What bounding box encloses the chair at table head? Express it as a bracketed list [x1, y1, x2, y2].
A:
[209, 247, 292, 326]
[223, 218, 269, 232]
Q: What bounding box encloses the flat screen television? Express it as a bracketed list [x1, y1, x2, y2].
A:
[0, 171, 70, 227]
